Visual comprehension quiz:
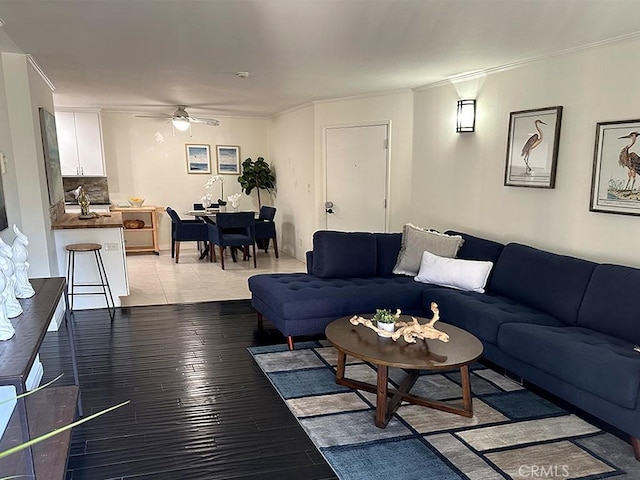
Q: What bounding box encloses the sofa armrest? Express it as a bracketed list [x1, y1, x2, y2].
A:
[306, 251, 313, 274]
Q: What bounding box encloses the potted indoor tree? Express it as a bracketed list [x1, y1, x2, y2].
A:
[237, 157, 275, 209]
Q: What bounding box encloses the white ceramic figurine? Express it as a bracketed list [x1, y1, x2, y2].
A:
[12, 225, 35, 299]
[0, 237, 22, 318]
[0, 269, 15, 340]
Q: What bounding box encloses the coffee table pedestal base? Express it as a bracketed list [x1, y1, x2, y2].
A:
[335, 350, 474, 428]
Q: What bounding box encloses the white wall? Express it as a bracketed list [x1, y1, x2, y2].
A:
[101, 112, 268, 249]
[412, 38, 640, 268]
[268, 104, 315, 259]
[314, 91, 415, 233]
[0, 53, 58, 276]
[267, 91, 414, 260]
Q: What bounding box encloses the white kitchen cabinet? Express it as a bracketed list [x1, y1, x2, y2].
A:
[55, 111, 105, 176]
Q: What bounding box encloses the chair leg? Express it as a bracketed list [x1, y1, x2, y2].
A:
[632, 436, 640, 461]
[257, 312, 263, 329]
[171, 239, 175, 258]
[287, 336, 295, 350]
[272, 236, 279, 258]
[210, 243, 217, 263]
[219, 245, 225, 269]
[175, 242, 180, 263]
[252, 243, 257, 268]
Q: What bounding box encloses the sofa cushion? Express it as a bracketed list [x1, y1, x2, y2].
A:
[375, 233, 402, 277]
[249, 273, 432, 321]
[489, 243, 596, 324]
[445, 231, 504, 264]
[393, 224, 464, 276]
[415, 251, 493, 293]
[578, 264, 640, 345]
[312, 231, 377, 278]
[498, 323, 640, 410]
[423, 288, 564, 345]
[445, 231, 504, 288]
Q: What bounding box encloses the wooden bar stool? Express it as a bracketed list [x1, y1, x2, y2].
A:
[65, 243, 115, 321]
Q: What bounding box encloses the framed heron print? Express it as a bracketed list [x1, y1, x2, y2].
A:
[504, 106, 563, 188]
[590, 119, 640, 216]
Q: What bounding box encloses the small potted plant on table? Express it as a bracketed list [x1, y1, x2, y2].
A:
[373, 309, 398, 336]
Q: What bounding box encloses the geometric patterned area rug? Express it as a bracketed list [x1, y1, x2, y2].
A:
[249, 341, 640, 480]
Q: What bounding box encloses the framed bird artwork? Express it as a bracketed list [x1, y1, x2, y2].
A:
[590, 118, 640, 216]
[504, 106, 563, 188]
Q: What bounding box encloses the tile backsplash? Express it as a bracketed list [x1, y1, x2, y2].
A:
[63, 177, 110, 204]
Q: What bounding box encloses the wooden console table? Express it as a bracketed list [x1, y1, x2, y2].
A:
[0, 277, 81, 479]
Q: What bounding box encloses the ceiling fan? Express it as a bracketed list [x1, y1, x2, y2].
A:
[136, 105, 220, 133]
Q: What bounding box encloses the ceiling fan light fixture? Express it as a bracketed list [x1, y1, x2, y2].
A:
[172, 117, 190, 131]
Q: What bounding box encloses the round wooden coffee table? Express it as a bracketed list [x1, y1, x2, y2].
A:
[325, 315, 483, 428]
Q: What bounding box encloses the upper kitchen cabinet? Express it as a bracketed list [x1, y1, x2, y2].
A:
[55, 111, 106, 176]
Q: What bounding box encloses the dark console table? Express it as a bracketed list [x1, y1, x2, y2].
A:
[0, 277, 81, 479]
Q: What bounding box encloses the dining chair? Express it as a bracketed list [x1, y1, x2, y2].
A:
[193, 202, 219, 211]
[208, 212, 257, 270]
[166, 207, 209, 263]
[254, 206, 278, 258]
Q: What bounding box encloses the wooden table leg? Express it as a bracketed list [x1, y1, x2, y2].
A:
[336, 350, 346, 382]
[631, 436, 640, 461]
[375, 364, 389, 428]
[460, 364, 473, 415]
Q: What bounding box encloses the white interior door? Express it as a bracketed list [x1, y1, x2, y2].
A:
[325, 124, 388, 232]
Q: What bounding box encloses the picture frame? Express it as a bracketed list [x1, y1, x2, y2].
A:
[0, 173, 6, 232]
[38, 107, 65, 207]
[185, 144, 211, 174]
[590, 119, 640, 216]
[216, 145, 240, 174]
[504, 106, 563, 188]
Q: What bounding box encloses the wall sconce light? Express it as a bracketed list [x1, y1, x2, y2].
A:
[456, 99, 476, 133]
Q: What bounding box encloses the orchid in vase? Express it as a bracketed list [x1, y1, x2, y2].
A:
[201, 175, 224, 208]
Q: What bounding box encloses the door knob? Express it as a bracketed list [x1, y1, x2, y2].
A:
[325, 201, 334, 214]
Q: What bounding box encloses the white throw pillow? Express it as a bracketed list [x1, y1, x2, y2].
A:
[414, 250, 493, 293]
[392, 224, 464, 276]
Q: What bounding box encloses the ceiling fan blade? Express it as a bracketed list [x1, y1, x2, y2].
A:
[135, 114, 172, 119]
[189, 116, 220, 126]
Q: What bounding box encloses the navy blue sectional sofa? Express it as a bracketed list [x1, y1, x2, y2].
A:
[248, 230, 640, 459]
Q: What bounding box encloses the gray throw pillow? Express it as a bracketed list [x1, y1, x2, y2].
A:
[392, 224, 464, 276]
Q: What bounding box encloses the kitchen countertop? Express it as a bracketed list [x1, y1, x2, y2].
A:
[51, 212, 124, 230]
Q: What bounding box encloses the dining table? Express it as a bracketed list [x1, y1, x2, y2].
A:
[183, 209, 259, 261]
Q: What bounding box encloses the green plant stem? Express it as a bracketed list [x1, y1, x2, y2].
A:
[0, 374, 64, 407]
[0, 400, 130, 460]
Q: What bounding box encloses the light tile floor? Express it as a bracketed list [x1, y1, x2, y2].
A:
[120, 246, 306, 306]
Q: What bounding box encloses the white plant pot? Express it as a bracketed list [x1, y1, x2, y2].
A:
[377, 321, 395, 337]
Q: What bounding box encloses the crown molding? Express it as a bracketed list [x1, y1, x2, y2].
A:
[312, 87, 413, 105]
[26, 54, 55, 91]
[414, 30, 640, 92]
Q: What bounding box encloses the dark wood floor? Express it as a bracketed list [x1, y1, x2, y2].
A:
[38, 301, 337, 480]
